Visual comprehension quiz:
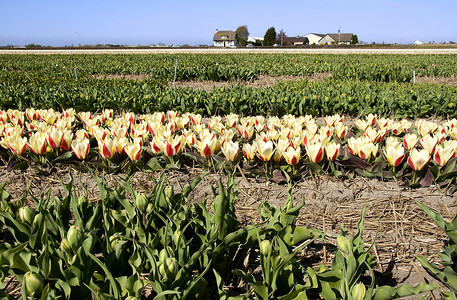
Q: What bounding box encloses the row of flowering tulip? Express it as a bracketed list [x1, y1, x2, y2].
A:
[1, 108, 457, 187]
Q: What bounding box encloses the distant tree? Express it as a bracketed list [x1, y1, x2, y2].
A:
[25, 43, 42, 48]
[235, 25, 249, 47]
[263, 27, 277, 46]
[351, 34, 359, 45]
[277, 29, 287, 46]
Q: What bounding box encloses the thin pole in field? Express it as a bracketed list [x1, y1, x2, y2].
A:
[173, 59, 178, 89]
[74, 68, 78, 80]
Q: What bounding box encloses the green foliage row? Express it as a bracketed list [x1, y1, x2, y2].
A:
[1, 53, 457, 118]
[2, 53, 457, 82]
[0, 171, 439, 299]
[1, 78, 457, 118]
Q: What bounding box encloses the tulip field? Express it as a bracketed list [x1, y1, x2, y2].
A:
[1, 52, 457, 299]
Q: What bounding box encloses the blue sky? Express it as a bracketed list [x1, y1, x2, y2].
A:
[1, 0, 456, 46]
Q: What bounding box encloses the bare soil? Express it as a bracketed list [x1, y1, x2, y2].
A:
[93, 72, 457, 91]
[1, 166, 455, 298]
[415, 75, 457, 85]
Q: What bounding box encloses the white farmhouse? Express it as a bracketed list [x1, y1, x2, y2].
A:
[213, 31, 237, 47]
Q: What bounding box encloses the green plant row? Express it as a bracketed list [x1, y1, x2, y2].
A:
[2, 53, 457, 82]
[2, 53, 457, 117]
[1, 79, 457, 118]
[0, 170, 440, 299]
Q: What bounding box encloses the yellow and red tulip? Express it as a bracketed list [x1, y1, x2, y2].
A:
[8, 134, 27, 155]
[221, 140, 240, 162]
[226, 113, 238, 128]
[416, 120, 438, 137]
[319, 126, 334, 139]
[28, 132, 47, 155]
[359, 142, 378, 160]
[347, 137, 362, 156]
[403, 133, 418, 150]
[124, 141, 142, 161]
[239, 124, 255, 140]
[46, 128, 63, 149]
[366, 113, 376, 126]
[325, 142, 340, 161]
[100, 136, 116, 160]
[354, 119, 370, 131]
[71, 137, 90, 160]
[408, 148, 430, 171]
[25, 108, 39, 121]
[434, 144, 455, 167]
[334, 122, 347, 139]
[63, 108, 75, 119]
[151, 136, 164, 154]
[324, 114, 342, 127]
[242, 143, 256, 161]
[115, 137, 129, 155]
[305, 142, 324, 163]
[377, 117, 390, 128]
[283, 146, 301, 166]
[273, 137, 290, 163]
[78, 112, 92, 126]
[256, 140, 275, 162]
[419, 134, 438, 155]
[384, 144, 405, 167]
[163, 135, 184, 157]
[75, 129, 89, 140]
[197, 133, 217, 158]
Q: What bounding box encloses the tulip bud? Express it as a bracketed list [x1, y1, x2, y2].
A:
[67, 225, 84, 253]
[18, 206, 35, 225]
[60, 238, 72, 254]
[24, 271, 44, 297]
[146, 203, 153, 215]
[164, 185, 174, 201]
[109, 234, 121, 249]
[135, 193, 148, 212]
[337, 235, 352, 257]
[173, 230, 182, 246]
[159, 246, 173, 263]
[260, 240, 271, 256]
[32, 213, 43, 228]
[161, 257, 178, 277]
[77, 196, 87, 207]
[351, 283, 366, 300]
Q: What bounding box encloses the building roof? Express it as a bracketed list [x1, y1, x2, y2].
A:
[213, 31, 237, 41]
[284, 36, 309, 44]
[305, 33, 325, 37]
[247, 37, 264, 43]
[324, 33, 353, 43]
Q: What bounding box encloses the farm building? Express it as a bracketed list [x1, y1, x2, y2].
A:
[304, 33, 325, 45]
[213, 30, 237, 47]
[280, 36, 309, 46]
[318, 33, 353, 45]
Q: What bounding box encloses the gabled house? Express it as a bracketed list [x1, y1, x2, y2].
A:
[283, 36, 309, 46]
[213, 30, 237, 47]
[304, 33, 325, 45]
[318, 33, 353, 45]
